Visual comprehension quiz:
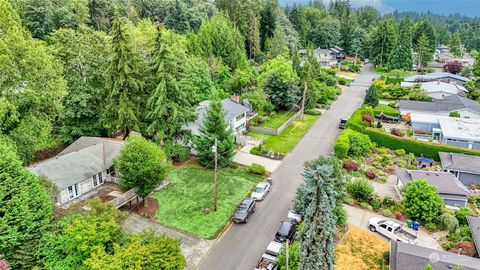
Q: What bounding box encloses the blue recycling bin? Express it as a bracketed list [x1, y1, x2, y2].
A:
[412, 221, 419, 231]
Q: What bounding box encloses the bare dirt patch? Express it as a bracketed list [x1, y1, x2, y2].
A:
[132, 196, 159, 218]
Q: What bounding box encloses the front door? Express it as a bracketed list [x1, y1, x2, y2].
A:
[68, 184, 80, 200]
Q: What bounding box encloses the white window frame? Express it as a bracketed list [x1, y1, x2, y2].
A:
[68, 183, 80, 200]
[92, 174, 98, 187]
[98, 172, 103, 185]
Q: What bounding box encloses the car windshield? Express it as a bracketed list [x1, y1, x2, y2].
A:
[254, 186, 265, 193]
[236, 205, 248, 213]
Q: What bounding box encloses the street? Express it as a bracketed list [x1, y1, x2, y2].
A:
[197, 65, 378, 270]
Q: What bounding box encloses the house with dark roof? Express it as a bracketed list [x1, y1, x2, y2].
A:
[401, 81, 468, 99]
[390, 241, 480, 270]
[395, 168, 471, 208]
[440, 152, 480, 186]
[404, 72, 469, 86]
[29, 137, 125, 205]
[312, 48, 337, 68]
[467, 216, 480, 256]
[399, 95, 480, 120]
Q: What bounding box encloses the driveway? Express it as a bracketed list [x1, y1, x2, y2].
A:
[372, 175, 400, 199]
[198, 65, 379, 270]
[344, 204, 442, 250]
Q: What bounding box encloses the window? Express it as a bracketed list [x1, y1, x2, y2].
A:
[68, 184, 80, 200]
[92, 174, 98, 187]
[387, 227, 393, 232]
[98, 172, 103, 184]
[380, 224, 387, 229]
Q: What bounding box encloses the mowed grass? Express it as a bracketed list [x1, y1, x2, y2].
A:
[260, 111, 297, 129]
[155, 167, 262, 239]
[375, 104, 399, 115]
[335, 226, 389, 270]
[250, 114, 320, 154]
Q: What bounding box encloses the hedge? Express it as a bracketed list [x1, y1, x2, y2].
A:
[334, 133, 350, 159]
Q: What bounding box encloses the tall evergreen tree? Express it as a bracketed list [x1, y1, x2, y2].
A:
[370, 20, 397, 66]
[293, 156, 347, 270]
[412, 20, 436, 61]
[364, 85, 379, 107]
[415, 33, 433, 68]
[449, 32, 463, 57]
[103, 15, 142, 138]
[147, 25, 196, 143]
[195, 100, 235, 169]
[388, 17, 413, 70]
[259, 0, 277, 51]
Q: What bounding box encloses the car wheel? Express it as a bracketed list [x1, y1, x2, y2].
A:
[245, 217, 248, 223]
[369, 225, 376, 232]
[252, 206, 256, 213]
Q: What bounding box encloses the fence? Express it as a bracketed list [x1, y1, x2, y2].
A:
[248, 110, 303, 136]
[110, 188, 137, 208]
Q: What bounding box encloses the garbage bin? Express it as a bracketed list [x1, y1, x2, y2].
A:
[406, 219, 413, 228]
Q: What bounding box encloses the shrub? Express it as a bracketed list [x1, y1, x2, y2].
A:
[362, 114, 373, 125]
[394, 149, 406, 156]
[248, 163, 266, 175]
[334, 133, 350, 159]
[334, 205, 348, 226]
[382, 196, 396, 208]
[402, 180, 444, 223]
[439, 213, 459, 233]
[359, 202, 368, 209]
[383, 209, 393, 217]
[370, 195, 382, 211]
[343, 160, 359, 171]
[305, 109, 321, 115]
[449, 242, 477, 257]
[250, 145, 264, 156]
[455, 207, 474, 226]
[383, 251, 390, 264]
[347, 178, 374, 202]
[343, 196, 354, 205]
[337, 77, 349, 85]
[425, 222, 437, 231]
[390, 128, 403, 137]
[376, 121, 382, 128]
[447, 225, 472, 243]
[449, 111, 461, 118]
[346, 130, 372, 158]
[165, 142, 190, 162]
[366, 170, 376, 180]
[394, 212, 403, 220]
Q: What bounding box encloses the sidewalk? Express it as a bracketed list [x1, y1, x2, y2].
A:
[233, 139, 282, 173]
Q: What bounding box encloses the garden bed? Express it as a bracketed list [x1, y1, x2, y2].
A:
[132, 196, 159, 218]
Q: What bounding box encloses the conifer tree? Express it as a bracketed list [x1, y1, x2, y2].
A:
[147, 25, 196, 143]
[103, 15, 142, 138]
[388, 17, 413, 70]
[195, 100, 235, 168]
[364, 85, 379, 107]
[449, 32, 463, 57]
[415, 33, 433, 68]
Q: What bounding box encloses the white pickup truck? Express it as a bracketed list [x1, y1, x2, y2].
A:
[255, 241, 283, 270]
[368, 217, 417, 244]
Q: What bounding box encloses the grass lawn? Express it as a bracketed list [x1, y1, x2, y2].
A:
[374, 104, 399, 115]
[260, 111, 297, 129]
[335, 226, 389, 270]
[250, 114, 320, 154]
[338, 71, 359, 79]
[155, 167, 262, 239]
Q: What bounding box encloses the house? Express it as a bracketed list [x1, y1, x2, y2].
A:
[400, 81, 468, 99]
[395, 168, 471, 208]
[390, 241, 480, 270]
[330, 46, 346, 59]
[436, 44, 450, 54]
[28, 137, 125, 206]
[186, 96, 251, 137]
[399, 95, 480, 119]
[410, 114, 480, 149]
[467, 216, 480, 256]
[404, 72, 469, 86]
[312, 48, 337, 68]
[439, 152, 480, 186]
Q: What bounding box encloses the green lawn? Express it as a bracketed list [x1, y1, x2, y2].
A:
[155, 167, 262, 239]
[374, 104, 399, 115]
[250, 114, 320, 154]
[259, 111, 297, 129]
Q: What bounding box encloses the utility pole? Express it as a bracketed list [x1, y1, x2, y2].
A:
[301, 81, 307, 121]
[213, 138, 218, 211]
[285, 239, 289, 270]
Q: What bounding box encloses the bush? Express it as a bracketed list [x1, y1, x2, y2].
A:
[362, 114, 373, 125]
[305, 109, 322, 115]
[370, 195, 382, 211]
[359, 202, 368, 209]
[447, 225, 472, 243]
[383, 251, 390, 264]
[439, 213, 459, 233]
[394, 212, 403, 220]
[165, 142, 190, 162]
[343, 196, 354, 205]
[343, 160, 359, 171]
[337, 77, 349, 85]
[425, 223, 437, 231]
[455, 207, 474, 226]
[334, 205, 348, 226]
[382, 196, 396, 208]
[334, 133, 350, 159]
[383, 209, 393, 217]
[390, 128, 403, 137]
[376, 121, 382, 128]
[394, 149, 406, 156]
[248, 163, 266, 175]
[347, 178, 374, 202]
[366, 170, 376, 180]
[402, 180, 444, 223]
[250, 145, 264, 156]
[448, 242, 477, 257]
[347, 130, 372, 158]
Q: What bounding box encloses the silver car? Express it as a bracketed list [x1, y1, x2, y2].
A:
[251, 182, 271, 201]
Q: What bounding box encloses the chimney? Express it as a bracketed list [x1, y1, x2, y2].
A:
[231, 94, 240, 104]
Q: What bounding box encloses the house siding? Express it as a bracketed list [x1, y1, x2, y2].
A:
[411, 121, 440, 133]
[58, 171, 107, 205]
[458, 171, 480, 186]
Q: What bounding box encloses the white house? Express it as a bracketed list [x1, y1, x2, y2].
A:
[404, 72, 469, 86]
[312, 48, 337, 68]
[29, 137, 124, 205]
[399, 95, 480, 120]
[400, 81, 468, 99]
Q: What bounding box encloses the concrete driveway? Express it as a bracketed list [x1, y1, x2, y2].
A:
[345, 204, 442, 250]
[372, 175, 400, 199]
[198, 65, 379, 270]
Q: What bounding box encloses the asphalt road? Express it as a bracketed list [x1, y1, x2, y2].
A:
[197, 64, 378, 270]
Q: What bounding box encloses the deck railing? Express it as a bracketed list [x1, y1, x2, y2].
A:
[110, 188, 137, 208]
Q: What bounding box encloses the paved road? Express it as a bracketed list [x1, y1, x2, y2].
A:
[198, 65, 378, 270]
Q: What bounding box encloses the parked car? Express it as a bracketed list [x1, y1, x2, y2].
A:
[275, 219, 297, 243]
[412, 64, 418, 71]
[368, 217, 417, 244]
[251, 181, 271, 201]
[232, 198, 256, 223]
[339, 118, 348, 129]
[287, 208, 302, 224]
[255, 241, 283, 270]
[364, 59, 370, 64]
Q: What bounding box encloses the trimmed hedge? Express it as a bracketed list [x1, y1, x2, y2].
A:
[334, 129, 372, 159]
[334, 133, 350, 159]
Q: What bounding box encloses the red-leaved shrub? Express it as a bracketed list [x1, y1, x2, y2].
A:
[390, 128, 403, 137]
[362, 114, 373, 125]
[449, 242, 477, 257]
[366, 170, 376, 180]
[343, 160, 359, 171]
[394, 212, 403, 220]
[413, 129, 426, 134]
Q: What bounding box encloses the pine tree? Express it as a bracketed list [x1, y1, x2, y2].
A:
[195, 100, 235, 169]
[370, 20, 397, 66]
[388, 17, 413, 70]
[415, 33, 433, 68]
[103, 15, 142, 138]
[364, 85, 379, 107]
[449, 32, 463, 57]
[293, 156, 347, 270]
[147, 25, 195, 143]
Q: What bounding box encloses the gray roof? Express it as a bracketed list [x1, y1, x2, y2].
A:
[186, 98, 249, 136]
[390, 241, 480, 270]
[395, 168, 470, 196]
[439, 152, 480, 175]
[404, 72, 469, 83]
[398, 95, 480, 114]
[467, 216, 480, 254]
[28, 137, 124, 190]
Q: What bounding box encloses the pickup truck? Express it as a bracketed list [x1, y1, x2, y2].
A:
[368, 217, 417, 244]
[255, 241, 283, 270]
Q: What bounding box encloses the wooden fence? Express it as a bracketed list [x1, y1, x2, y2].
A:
[248, 110, 303, 136]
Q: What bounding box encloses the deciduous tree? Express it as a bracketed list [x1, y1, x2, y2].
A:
[402, 180, 444, 223]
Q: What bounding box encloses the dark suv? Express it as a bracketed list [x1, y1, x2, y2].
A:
[232, 198, 256, 223]
[274, 219, 297, 243]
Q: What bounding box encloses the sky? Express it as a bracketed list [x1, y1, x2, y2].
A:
[279, 0, 480, 17]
